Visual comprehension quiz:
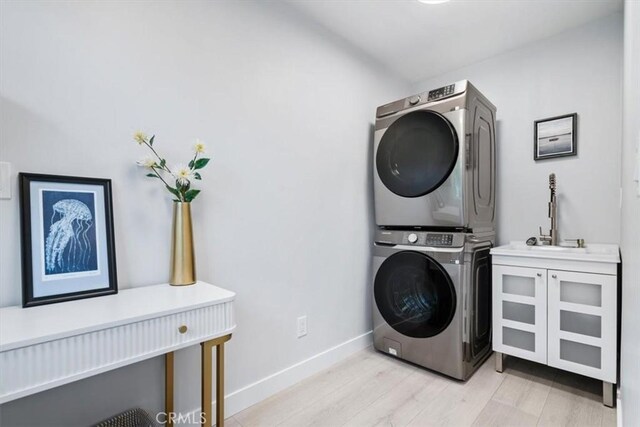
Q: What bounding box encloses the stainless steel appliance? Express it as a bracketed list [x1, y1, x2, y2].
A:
[374, 80, 496, 231]
[372, 229, 494, 380]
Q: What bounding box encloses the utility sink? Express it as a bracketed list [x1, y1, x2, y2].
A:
[491, 241, 620, 263]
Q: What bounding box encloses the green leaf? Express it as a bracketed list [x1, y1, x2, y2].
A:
[145, 173, 158, 178]
[160, 159, 166, 168]
[184, 189, 201, 202]
[194, 172, 202, 180]
[165, 185, 181, 199]
[188, 160, 194, 169]
[193, 158, 210, 170]
[149, 135, 155, 146]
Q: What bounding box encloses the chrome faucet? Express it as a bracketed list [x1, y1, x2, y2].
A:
[539, 173, 558, 246]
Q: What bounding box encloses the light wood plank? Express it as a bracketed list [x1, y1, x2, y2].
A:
[601, 405, 617, 427]
[472, 400, 538, 427]
[278, 354, 412, 427]
[490, 357, 557, 417]
[405, 356, 505, 427]
[234, 347, 385, 427]
[213, 416, 242, 427]
[343, 367, 450, 427]
[537, 369, 608, 427]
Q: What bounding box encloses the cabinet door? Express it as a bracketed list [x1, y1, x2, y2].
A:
[493, 265, 547, 364]
[547, 270, 617, 382]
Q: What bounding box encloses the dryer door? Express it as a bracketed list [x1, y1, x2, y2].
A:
[376, 110, 459, 198]
[469, 96, 496, 229]
[374, 251, 456, 338]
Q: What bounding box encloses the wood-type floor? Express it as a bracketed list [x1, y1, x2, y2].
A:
[227, 347, 616, 426]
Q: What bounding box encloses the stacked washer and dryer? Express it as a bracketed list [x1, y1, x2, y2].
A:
[372, 80, 497, 380]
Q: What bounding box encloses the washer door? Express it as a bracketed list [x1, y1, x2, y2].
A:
[376, 110, 459, 198]
[374, 251, 456, 338]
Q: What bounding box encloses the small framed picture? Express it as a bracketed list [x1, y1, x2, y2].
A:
[19, 173, 118, 307]
[534, 113, 577, 160]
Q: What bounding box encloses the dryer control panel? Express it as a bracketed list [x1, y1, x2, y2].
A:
[427, 84, 456, 101]
[375, 80, 467, 118]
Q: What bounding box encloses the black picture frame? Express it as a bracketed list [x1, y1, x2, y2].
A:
[534, 113, 578, 161]
[19, 173, 118, 307]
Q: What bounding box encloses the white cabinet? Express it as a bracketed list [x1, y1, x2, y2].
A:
[490, 243, 620, 407]
[547, 270, 617, 383]
[492, 265, 547, 364]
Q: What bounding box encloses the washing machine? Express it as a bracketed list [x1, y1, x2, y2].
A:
[374, 80, 496, 231]
[372, 229, 494, 380]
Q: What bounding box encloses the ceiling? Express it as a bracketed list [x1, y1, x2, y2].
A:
[285, 0, 623, 83]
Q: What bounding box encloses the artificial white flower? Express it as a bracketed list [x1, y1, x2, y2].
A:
[133, 131, 148, 145]
[173, 164, 195, 185]
[193, 139, 206, 154]
[133, 131, 211, 203]
[136, 156, 156, 168]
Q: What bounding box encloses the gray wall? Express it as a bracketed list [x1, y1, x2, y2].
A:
[0, 1, 408, 425]
[620, 1, 640, 424]
[0, 1, 632, 425]
[412, 13, 624, 246]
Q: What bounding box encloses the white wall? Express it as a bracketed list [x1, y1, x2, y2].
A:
[620, 1, 640, 424]
[412, 13, 623, 246]
[0, 1, 408, 425]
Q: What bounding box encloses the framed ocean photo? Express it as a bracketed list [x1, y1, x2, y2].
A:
[534, 113, 578, 160]
[19, 173, 117, 307]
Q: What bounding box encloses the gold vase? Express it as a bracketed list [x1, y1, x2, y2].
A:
[170, 202, 196, 286]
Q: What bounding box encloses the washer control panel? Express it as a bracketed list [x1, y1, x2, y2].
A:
[427, 84, 456, 101]
[397, 232, 456, 247]
[425, 233, 454, 246]
[375, 230, 466, 248]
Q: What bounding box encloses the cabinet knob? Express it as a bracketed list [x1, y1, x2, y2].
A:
[552, 274, 557, 279]
[178, 325, 188, 334]
[536, 273, 542, 277]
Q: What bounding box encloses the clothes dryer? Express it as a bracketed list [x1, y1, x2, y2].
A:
[374, 81, 496, 231]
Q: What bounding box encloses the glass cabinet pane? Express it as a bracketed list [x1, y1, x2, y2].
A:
[560, 311, 601, 338]
[503, 275, 535, 297]
[560, 281, 601, 307]
[503, 301, 535, 325]
[503, 327, 535, 352]
[560, 339, 601, 369]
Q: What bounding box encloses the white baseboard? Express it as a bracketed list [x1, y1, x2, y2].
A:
[616, 392, 622, 427]
[178, 331, 373, 426]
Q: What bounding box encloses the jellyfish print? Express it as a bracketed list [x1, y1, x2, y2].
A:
[44, 198, 95, 274]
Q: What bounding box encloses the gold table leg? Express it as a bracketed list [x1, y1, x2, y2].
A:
[165, 352, 175, 427]
[201, 334, 232, 427]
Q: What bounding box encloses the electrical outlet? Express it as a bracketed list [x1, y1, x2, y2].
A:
[297, 315, 307, 338]
[0, 162, 11, 199]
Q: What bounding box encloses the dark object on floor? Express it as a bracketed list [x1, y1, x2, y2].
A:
[93, 408, 154, 427]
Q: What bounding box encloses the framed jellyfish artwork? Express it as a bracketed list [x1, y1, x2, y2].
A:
[19, 173, 118, 307]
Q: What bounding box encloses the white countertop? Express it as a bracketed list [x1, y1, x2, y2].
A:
[0, 281, 235, 352]
[490, 242, 620, 264]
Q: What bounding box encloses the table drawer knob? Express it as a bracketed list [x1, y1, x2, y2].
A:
[552, 274, 557, 279]
[536, 273, 542, 277]
[178, 325, 188, 334]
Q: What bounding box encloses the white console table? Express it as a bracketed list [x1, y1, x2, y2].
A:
[0, 281, 236, 426]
